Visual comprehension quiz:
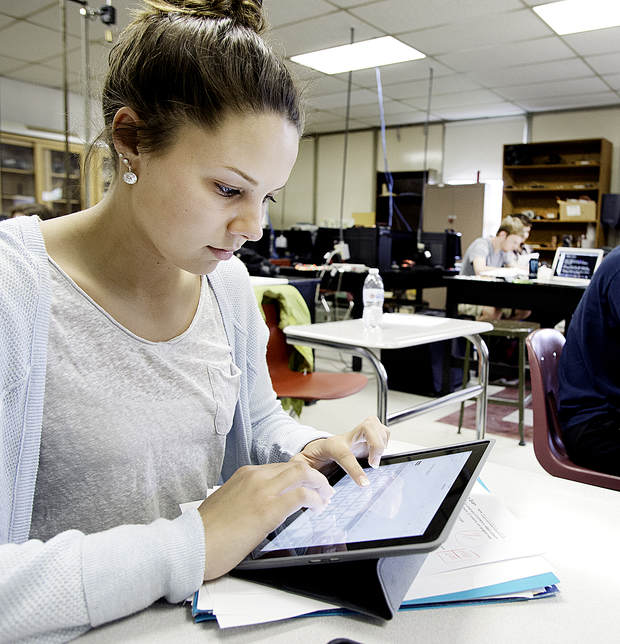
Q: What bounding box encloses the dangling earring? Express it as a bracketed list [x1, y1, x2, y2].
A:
[119, 152, 137, 185]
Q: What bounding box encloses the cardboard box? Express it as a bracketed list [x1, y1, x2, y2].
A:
[558, 199, 597, 222]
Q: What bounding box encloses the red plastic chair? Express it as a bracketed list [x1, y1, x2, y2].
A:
[526, 328, 620, 491]
[262, 301, 368, 402]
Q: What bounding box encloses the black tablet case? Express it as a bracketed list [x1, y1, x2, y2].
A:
[231, 552, 427, 620]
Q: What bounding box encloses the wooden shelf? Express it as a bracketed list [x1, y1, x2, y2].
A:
[503, 138, 612, 250]
[1, 167, 34, 174]
[504, 187, 598, 192]
[504, 163, 600, 169]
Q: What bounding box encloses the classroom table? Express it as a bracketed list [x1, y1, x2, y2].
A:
[283, 313, 493, 436]
[444, 275, 587, 330]
[78, 458, 620, 644]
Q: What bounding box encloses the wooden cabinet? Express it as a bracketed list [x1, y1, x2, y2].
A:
[502, 138, 612, 257]
[0, 131, 105, 218]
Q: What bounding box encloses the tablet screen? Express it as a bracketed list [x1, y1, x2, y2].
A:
[239, 440, 491, 568]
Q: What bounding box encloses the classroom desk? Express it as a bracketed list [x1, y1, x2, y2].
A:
[79, 459, 620, 644]
[444, 275, 587, 329]
[283, 313, 492, 435]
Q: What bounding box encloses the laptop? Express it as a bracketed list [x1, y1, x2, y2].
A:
[548, 247, 604, 286]
[235, 440, 493, 570]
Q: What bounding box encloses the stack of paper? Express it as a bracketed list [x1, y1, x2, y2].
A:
[190, 482, 559, 629]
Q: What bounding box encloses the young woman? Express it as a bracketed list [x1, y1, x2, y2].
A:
[0, 1, 388, 639]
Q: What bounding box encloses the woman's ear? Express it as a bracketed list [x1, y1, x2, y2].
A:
[111, 107, 141, 159]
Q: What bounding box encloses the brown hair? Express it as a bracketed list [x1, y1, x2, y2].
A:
[512, 212, 533, 227]
[100, 0, 302, 169]
[497, 216, 526, 238]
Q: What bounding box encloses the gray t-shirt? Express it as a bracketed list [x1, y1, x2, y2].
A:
[30, 259, 240, 541]
[460, 237, 509, 276]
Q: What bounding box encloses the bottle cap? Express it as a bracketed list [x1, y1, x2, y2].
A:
[369, 268, 379, 274]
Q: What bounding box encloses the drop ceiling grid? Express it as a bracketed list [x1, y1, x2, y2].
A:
[0, 0, 619, 133]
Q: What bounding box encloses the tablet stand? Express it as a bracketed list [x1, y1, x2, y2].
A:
[231, 553, 427, 620]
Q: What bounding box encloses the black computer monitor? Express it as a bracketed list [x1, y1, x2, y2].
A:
[283, 229, 314, 262]
[243, 228, 272, 258]
[421, 230, 462, 269]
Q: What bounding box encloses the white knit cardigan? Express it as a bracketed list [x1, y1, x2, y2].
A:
[0, 216, 326, 642]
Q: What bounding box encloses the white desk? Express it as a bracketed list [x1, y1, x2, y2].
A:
[284, 313, 493, 438]
[79, 460, 620, 644]
[249, 276, 289, 286]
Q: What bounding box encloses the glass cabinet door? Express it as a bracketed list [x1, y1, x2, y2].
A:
[42, 148, 83, 218]
[0, 140, 36, 215]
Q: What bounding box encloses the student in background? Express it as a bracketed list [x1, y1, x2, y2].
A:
[459, 216, 529, 321]
[8, 202, 53, 220]
[512, 213, 533, 255]
[0, 1, 388, 640]
[558, 246, 620, 476]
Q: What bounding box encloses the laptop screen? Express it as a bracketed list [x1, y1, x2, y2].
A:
[553, 248, 603, 280]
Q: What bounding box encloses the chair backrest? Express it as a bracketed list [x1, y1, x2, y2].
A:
[526, 328, 620, 491]
[262, 301, 291, 371]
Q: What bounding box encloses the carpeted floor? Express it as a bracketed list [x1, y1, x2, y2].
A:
[437, 386, 533, 442]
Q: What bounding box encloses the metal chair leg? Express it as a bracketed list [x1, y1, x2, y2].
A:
[457, 341, 471, 433]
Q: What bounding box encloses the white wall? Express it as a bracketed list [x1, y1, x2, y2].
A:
[443, 116, 527, 236]
[376, 123, 443, 174]
[315, 130, 375, 227]
[269, 136, 315, 228]
[531, 106, 620, 192]
[0, 77, 100, 142]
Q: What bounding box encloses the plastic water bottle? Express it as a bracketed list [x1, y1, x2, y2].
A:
[362, 268, 384, 328]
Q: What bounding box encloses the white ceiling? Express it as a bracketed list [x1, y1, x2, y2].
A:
[2, 0, 620, 134]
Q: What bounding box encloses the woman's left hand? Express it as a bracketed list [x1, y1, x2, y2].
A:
[292, 416, 390, 488]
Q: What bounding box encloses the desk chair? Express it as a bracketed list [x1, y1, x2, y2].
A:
[262, 301, 368, 404]
[526, 328, 620, 491]
[459, 319, 539, 445]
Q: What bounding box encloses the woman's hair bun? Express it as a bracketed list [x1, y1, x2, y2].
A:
[141, 0, 266, 33]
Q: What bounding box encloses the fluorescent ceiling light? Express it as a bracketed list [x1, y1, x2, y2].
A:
[290, 36, 425, 75]
[533, 0, 620, 35]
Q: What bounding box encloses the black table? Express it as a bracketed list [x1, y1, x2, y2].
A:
[444, 276, 587, 330]
[279, 266, 448, 319]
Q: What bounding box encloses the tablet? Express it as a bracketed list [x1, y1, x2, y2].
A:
[236, 439, 493, 569]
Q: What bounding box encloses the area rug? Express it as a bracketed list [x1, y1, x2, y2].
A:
[437, 386, 533, 442]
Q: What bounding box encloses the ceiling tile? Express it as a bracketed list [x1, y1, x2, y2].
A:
[432, 102, 525, 120]
[382, 74, 483, 100]
[347, 99, 414, 119]
[587, 52, 620, 76]
[269, 11, 383, 57]
[518, 92, 620, 112]
[350, 0, 522, 34]
[306, 88, 379, 110]
[300, 74, 351, 98]
[469, 58, 592, 87]
[400, 9, 552, 56]
[0, 54, 28, 74]
[26, 5, 81, 38]
[0, 1, 56, 19]
[0, 13, 15, 29]
[264, 0, 334, 28]
[436, 37, 575, 72]
[0, 21, 80, 63]
[383, 111, 431, 126]
[339, 58, 453, 88]
[563, 26, 620, 57]
[603, 73, 620, 91]
[3, 63, 77, 91]
[499, 77, 610, 101]
[406, 89, 506, 110]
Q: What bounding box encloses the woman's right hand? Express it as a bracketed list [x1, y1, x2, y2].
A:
[197, 461, 334, 580]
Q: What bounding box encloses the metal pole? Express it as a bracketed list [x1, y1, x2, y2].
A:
[61, 0, 71, 216]
[338, 27, 354, 243]
[80, 6, 92, 206]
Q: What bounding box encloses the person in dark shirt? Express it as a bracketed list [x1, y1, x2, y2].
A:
[558, 246, 620, 475]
